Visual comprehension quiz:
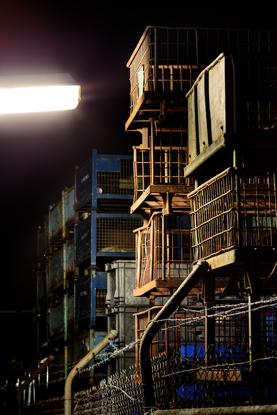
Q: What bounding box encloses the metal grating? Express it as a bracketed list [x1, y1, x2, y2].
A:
[135, 213, 191, 289]
[97, 216, 142, 253]
[188, 168, 277, 261]
[97, 158, 134, 195]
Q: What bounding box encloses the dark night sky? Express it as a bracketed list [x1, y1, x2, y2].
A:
[0, 0, 275, 325]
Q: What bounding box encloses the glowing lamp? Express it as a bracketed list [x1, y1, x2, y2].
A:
[0, 73, 81, 114]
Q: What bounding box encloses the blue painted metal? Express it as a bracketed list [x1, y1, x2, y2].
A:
[49, 294, 74, 339]
[47, 249, 63, 293]
[64, 186, 75, 228]
[92, 148, 98, 209]
[74, 149, 134, 212]
[75, 156, 92, 211]
[90, 270, 107, 327]
[75, 216, 91, 266]
[74, 271, 107, 326]
[75, 213, 142, 267]
[49, 199, 63, 245]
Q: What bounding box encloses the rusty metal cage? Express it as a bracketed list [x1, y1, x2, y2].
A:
[188, 168, 277, 261]
[135, 213, 191, 290]
[134, 299, 276, 368]
[133, 145, 190, 199]
[127, 26, 277, 115]
[97, 157, 134, 195]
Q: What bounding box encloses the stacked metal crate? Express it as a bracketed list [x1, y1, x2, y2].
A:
[105, 260, 149, 375]
[73, 149, 143, 386]
[36, 186, 75, 395]
[126, 26, 277, 386]
[182, 33, 277, 404]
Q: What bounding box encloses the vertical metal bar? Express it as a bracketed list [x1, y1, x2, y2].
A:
[162, 215, 165, 280]
[133, 147, 137, 200]
[203, 264, 215, 365]
[62, 190, 68, 379]
[248, 291, 262, 403]
[136, 231, 141, 289]
[150, 118, 155, 184]
[91, 210, 97, 268]
[154, 28, 158, 91]
[255, 174, 260, 246]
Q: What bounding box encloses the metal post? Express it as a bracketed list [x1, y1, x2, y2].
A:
[64, 330, 117, 415]
[17, 356, 54, 415]
[203, 272, 215, 364]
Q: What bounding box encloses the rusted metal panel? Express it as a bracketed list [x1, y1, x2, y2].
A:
[185, 52, 277, 176]
[186, 54, 227, 165]
[64, 186, 75, 228]
[66, 240, 74, 276]
[49, 198, 63, 245]
[47, 248, 63, 294]
[49, 294, 74, 339]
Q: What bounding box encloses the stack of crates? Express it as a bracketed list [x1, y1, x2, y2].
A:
[36, 186, 75, 395]
[73, 149, 143, 386]
[105, 260, 149, 375]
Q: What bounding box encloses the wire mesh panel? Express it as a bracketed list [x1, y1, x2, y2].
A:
[188, 168, 277, 261]
[133, 146, 189, 199]
[135, 213, 191, 289]
[97, 157, 134, 195]
[97, 215, 143, 254]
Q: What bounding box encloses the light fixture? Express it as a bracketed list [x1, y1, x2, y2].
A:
[0, 73, 81, 114]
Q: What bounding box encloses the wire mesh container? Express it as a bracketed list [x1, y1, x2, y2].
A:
[127, 26, 277, 114]
[133, 145, 190, 199]
[135, 212, 191, 289]
[188, 167, 277, 261]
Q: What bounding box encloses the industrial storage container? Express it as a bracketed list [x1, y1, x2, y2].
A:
[105, 260, 149, 308]
[48, 294, 74, 339]
[127, 27, 277, 120]
[46, 240, 74, 296]
[74, 270, 107, 327]
[133, 213, 192, 296]
[74, 213, 143, 268]
[105, 261, 149, 375]
[185, 52, 277, 177]
[75, 149, 134, 213]
[48, 186, 75, 247]
[188, 167, 277, 266]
